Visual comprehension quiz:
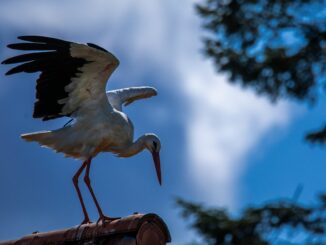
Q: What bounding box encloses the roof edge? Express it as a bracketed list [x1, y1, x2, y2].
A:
[0, 213, 171, 244]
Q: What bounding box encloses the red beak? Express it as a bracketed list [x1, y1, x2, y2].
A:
[151, 151, 162, 185]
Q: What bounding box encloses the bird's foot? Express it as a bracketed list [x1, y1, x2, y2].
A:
[96, 215, 119, 226]
[80, 217, 92, 225]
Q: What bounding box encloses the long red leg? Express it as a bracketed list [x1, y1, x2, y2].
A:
[73, 160, 91, 224]
[84, 158, 115, 224]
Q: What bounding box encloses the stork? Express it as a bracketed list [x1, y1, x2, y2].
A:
[2, 36, 162, 224]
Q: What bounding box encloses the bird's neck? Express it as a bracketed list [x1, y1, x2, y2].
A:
[118, 135, 147, 157]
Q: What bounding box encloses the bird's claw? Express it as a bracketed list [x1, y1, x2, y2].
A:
[80, 218, 92, 225]
[96, 215, 118, 226]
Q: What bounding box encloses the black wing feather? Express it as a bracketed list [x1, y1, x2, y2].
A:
[6, 43, 59, 51]
[18, 35, 70, 46]
[87, 43, 109, 53]
[2, 52, 58, 64]
[2, 35, 88, 121]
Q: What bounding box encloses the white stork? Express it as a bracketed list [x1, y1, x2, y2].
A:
[2, 36, 162, 224]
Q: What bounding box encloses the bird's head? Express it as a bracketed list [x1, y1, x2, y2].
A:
[144, 134, 162, 185]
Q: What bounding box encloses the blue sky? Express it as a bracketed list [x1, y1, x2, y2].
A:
[0, 1, 325, 244]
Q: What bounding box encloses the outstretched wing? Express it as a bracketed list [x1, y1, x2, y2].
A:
[2, 35, 119, 120]
[107, 86, 157, 111]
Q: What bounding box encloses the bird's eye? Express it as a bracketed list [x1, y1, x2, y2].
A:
[153, 141, 157, 151]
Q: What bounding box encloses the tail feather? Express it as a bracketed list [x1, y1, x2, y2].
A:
[21, 130, 85, 159]
[21, 131, 53, 146]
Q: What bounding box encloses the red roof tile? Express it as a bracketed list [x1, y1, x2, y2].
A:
[0, 213, 171, 245]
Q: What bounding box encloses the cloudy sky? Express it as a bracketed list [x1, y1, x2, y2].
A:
[0, 1, 325, 244]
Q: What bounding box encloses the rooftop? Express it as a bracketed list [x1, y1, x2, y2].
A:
[0, 213, 171, 245]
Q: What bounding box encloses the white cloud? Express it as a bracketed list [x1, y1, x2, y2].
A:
[181, 63, 290, 207]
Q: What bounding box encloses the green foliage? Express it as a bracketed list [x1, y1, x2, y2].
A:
[177, 194, 326, 245]
[195, 0, 326, 142]
[305, 125, 326, 144]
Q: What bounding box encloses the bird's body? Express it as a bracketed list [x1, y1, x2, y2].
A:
[2, 35, 162, 224]
[22, 97, 135, 160]
[22, 112, 129, 159]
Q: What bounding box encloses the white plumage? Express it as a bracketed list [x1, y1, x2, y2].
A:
[2, 36, 162, 224]
[22, 86, 159, 159]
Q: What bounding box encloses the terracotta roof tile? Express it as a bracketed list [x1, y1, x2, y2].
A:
[0, 213, 171, 245]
